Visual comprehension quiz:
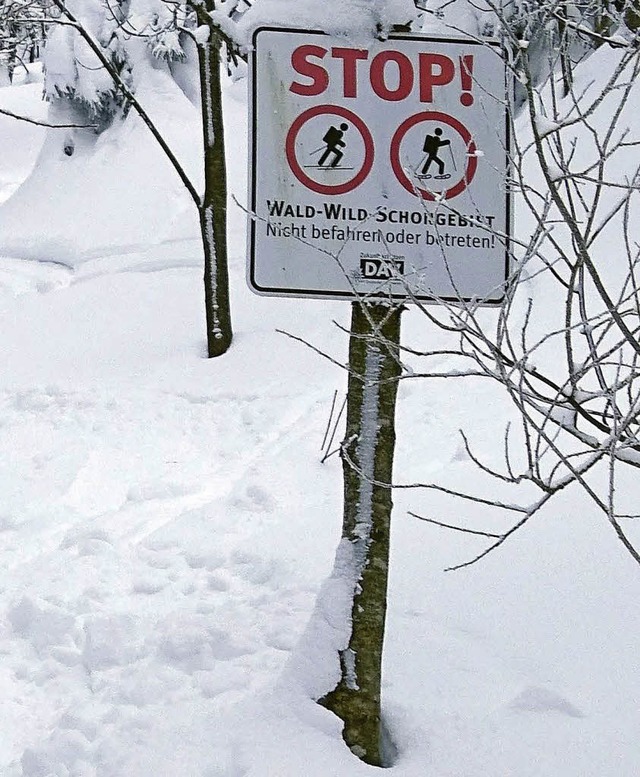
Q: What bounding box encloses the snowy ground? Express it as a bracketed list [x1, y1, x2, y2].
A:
[0, 56, 639, 777]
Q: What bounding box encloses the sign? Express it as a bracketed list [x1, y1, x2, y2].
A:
[248, 28, 512, 303]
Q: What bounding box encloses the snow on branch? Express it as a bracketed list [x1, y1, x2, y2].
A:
[374, 10, 640, 570]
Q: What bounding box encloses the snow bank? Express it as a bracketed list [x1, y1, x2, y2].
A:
[0, 62, 201, 266]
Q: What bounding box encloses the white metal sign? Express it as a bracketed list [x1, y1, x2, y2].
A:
[248, 28, 511, 302]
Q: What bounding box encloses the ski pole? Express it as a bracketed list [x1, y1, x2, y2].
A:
[447, 144, 457, 171]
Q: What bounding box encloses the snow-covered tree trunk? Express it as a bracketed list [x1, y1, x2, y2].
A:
[42, 0, 234, 357]
[321, 301, 402, 767]
[3, 20, 18, 84]
[193, 4, 232, 357]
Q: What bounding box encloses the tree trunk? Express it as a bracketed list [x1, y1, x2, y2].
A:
[195, 9, 232, 357]
[321, 301, 402, 767]
[2, 22, 18, 85]
[556, 3, 572, 97]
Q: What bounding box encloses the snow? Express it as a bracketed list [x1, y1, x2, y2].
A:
[194, 25, 211, 45]
[0, 33, 639, 777]
[0, 63, 201, 265]
[238, 0, 418, 46]
[533, 113, 561, 139]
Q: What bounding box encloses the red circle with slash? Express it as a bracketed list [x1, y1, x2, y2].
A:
[390, 111, 478, 200]
[285, 105, 374, 196]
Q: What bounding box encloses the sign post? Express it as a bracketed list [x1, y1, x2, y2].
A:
[247, 29, 512, 765]
[248, 28, 511, 303]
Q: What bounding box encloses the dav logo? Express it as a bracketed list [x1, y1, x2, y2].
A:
[360, 257, 405, 280]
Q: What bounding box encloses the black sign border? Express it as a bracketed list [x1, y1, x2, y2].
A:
[247, 26, 513, 305]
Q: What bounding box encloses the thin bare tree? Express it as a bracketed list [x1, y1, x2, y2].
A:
[397, 2, 640, 570]
[42, 0, 241, 356]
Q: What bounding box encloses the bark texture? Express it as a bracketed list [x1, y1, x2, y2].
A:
[195, 5, 232, 358]
[321, 301, 402, 767]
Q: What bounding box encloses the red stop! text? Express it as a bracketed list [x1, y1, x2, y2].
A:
[289, 45, 473, 105]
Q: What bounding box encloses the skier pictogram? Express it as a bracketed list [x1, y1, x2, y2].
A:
[286, 106, 373, 196]
[317, 123, 349, 167]
[419, 127, 453, 179]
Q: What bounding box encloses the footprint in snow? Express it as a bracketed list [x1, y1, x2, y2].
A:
[508, 686, 585, 718]
[233, 482, 275, 513]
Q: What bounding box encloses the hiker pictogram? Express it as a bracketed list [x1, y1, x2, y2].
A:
[420, 127, 454, 179]
[390, 111, 477, 201]
[318, 123, 349, 167]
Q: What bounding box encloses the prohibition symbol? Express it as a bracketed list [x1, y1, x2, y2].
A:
[390, 111, 478, 201]
[285, 105, 374, 196]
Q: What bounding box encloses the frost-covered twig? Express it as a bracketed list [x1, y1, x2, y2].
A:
[393, 0, 640, 569]
[0, 105, 96, 129]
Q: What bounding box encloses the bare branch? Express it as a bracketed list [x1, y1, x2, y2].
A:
[0, 105, 96, 129]
[408, 512, 502, 539]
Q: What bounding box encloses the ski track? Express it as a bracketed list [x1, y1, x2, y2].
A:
[0, 262, 334, 775]
[0, 255, 471, 777]
[0, 381, 327, 775]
